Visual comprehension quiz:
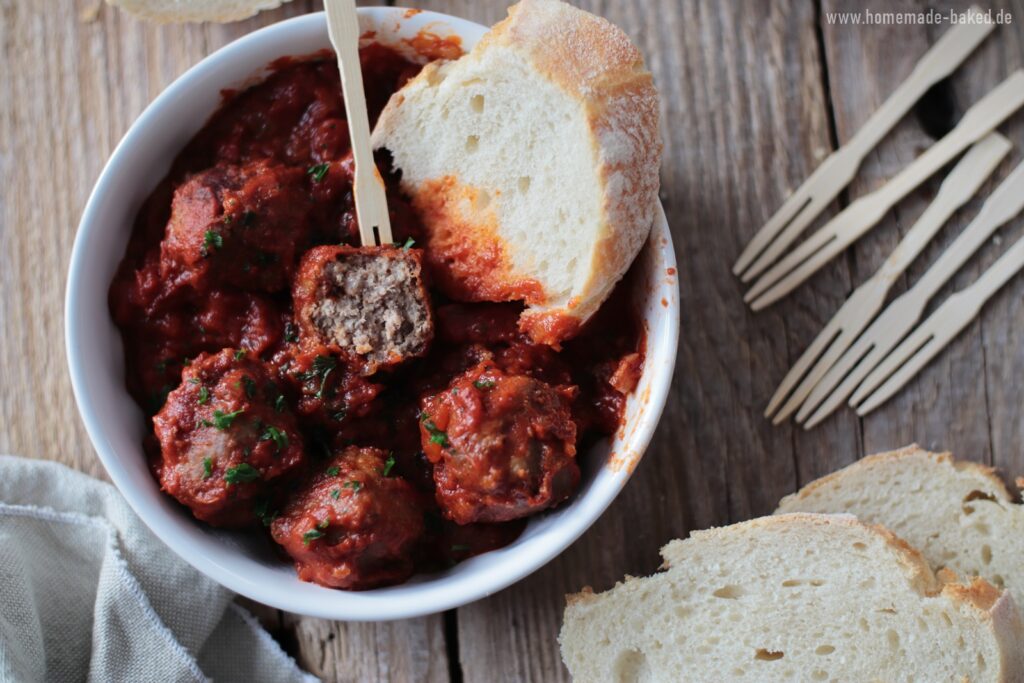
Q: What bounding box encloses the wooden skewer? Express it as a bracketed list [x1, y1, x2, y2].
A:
[324, 0, 393, 247]
[733, 7, 994, 280]
[764, 133, 1011, 424]
[798, 158, 1024, 429]
[745, 69, 1024, 309]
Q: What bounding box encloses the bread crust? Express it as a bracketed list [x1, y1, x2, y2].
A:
[373, 0, 662, 344]
[107, 0, 289, 23]
[777, 444, 1016, 511]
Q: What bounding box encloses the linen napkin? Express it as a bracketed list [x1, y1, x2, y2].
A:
[0, 455, 317, 683]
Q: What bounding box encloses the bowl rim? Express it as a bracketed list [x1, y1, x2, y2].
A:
[65, 7, 679, 620]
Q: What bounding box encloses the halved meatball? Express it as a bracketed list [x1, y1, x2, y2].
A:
[161, 160, 312, 292]
[419, 361, 579, 524]
[293, 245, 433, 375]
[270, 447, 424, 589]
[153, 349, 305, 527]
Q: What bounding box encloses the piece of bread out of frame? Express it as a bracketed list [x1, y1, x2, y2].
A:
[777, 444, 1024, 621]
[559, 513, 1023, 682]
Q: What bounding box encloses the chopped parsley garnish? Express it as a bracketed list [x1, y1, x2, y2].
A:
[242, 376, 257, 399]
[197, 386, 210, 405]
[283, 322, 299, 344]
[188, 377, 200, 385]
[382, 453, 396, 477]
[260, 425, 289, 452]
[206, 408, 244, 430]
[224, 463, 259, 485]
[330, 488, 340, 500]
[473, 378, 495, 390]
[419, 411, 449, 448]
[343, 480, 362, 492]
[202, 230, 223, 256]
[302, 529, 324, 546]
[398, 236, 415, 250]
[202, 457, 213, 480]
[331, 409, 347, 422]
[307, 163, 330, 182]
[274, 394, 286, 413]
[233, 349, 247, 361]
[318, 518, 330, 529]
[451, 544, 470, 553]
[254, 498, 278, 527]
[326, 465, 340, 477]
[297, 355, 337, 399]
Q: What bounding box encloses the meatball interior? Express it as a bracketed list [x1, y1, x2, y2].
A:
[271, 447, 425, 589]
[154, 348, 305, 527]
[294, 245, 434, 375]
[419, 361, 579, 524]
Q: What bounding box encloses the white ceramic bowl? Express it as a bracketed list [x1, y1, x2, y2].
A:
[65, 7, 679, 621]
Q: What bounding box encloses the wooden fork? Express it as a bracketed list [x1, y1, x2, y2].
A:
[324, 0, 393, 247]
[745, 70, 1024, 310]
[854, 230, 1024, 415]
[797, 158, 1024, 428]
[733, 7, 994, 280]
[765, 133, 1011, 424]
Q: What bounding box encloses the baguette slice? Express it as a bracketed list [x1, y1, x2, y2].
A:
[777, 445, 1024, 616]
[107, 0, 290, 23]
[371, 0, 662, 345]
[559, 514, 1023, 682]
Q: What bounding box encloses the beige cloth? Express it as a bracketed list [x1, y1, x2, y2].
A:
[0, 455, 317, 683]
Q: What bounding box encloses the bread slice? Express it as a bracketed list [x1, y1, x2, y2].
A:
[777, 445, 1024, 615]
[371, 0, 661, 345]
[107, 0, 290, 23]
[559, 514, 1023, 682]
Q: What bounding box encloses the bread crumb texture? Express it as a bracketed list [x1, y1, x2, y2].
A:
[107, 0, 291, 23]
[372, 0, 662, 345]
[559, 513, 1024, 682]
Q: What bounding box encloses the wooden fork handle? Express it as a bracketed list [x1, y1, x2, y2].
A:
[917, 159, 1024, 297]
[325, 0, 393, 246]
[845, 7, 994, 158]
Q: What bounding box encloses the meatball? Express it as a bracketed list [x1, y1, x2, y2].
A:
[293, 245, 433, 375]
[270, 447, 425, 589]
[153, 349, 305, 527]
[281, 346, 384, 426]
[419, 361, 579, 524]
[161, 161, 312, 292]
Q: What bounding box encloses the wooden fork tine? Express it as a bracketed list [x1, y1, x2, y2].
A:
[744, 227, 836, 305]
[850, 326, 936, 411]
[765, 316, 842, 418]
[857, 231, 1024, 413]
[855, 334, 942, 416]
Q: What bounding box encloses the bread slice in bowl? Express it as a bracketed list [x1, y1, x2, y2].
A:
[777, 444, 1024, 618]
[372, 0, 662, 345]
[559, 513, 1023, 682]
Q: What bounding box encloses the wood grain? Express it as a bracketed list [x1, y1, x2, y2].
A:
[3, 0, 1024, 681]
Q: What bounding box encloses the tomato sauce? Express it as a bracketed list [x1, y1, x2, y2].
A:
[109, 45, 646, 588]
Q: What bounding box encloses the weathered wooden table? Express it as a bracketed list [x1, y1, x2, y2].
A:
[3, 0, 1023, 679]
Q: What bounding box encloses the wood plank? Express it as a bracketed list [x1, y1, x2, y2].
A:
[409, 1, 846, 680]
